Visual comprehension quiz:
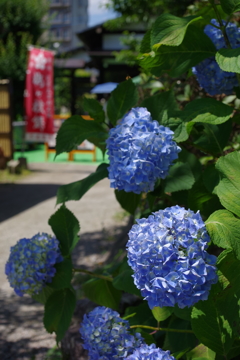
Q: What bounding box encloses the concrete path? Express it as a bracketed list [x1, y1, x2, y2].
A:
[0, 162, 129, 360]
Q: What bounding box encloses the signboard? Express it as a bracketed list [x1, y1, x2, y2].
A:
[24, 47, 55, 142]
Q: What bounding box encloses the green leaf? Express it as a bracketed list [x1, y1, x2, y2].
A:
[56, 115, 107, 155]
[162, 116, 189, 142]
[48, 204, 80, 256]
[44, 288, 76, 342]
[83, 98, 105, 123]
[216, 48, 240, 74]
[151, 14, 202, 48]
[202, 164, 220, 193]
[49, 258, 73, 290]
[164, 317, 197, 353]
[186, 344, 215, 360]
[82, 278, 121, 310]
[57, 163, 109, 204]
[173, 305, 192, 321]
[32, 285, 55, 305]
[140, 29, 152, 53]
[114, 190, 141, 215]
[217, 249, 240, 298]
[141, 91, 179, 121]
[191, 284, 239, 356]
[193, 122, 232, 156]
[219, 0, 240, 14]
[163, 162, 195, 193]
[215, 151, 240, 217]
[178, 149, 202, 181]
[152, 306, 173, 322]
[112, 269, 141, 296]
[206, 210, 240, 258]
[183, 98, 233, 126]
[107, 79, 138, 126]
[139, 26, 215, 77]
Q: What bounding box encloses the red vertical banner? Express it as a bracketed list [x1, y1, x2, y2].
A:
[24, 47, 55, 142]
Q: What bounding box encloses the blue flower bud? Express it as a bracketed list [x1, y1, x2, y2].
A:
[127, 206, 218, 309]
[79, 306, 144, 359]
[126, 344, 176, 360]
[106, 107, 181, 194]
[5, 233, 63, 296]
[192, 19, 240, 95]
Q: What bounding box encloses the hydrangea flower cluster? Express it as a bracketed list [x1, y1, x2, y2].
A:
[106, 107, 181, 194]
[126, 344, 176, 360]
[79, 306, 144, 359]
[5, 233, 63, 296]
[192, 19, 240, 95]
[127, 205, 218, 309]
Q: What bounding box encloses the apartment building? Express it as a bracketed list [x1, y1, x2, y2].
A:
[49, 0, 88, 51]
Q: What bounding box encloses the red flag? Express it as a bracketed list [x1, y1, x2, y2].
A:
[24, 47, 55, 142]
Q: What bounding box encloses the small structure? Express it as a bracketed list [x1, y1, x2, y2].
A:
[0, 79, 13, 166]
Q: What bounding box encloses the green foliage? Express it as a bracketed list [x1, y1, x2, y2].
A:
[114, 190, 141, 215]
[152, 306, 173, 322]
[151, 14, 202, 48]
[219, 0, 240, 14]
[216, 48, 240, 74]
[82, 278, 121, 310]
[44, 288, 76, 342]
[83, 98, 106, 123]
[186, 344, 215, 360]
[163, 162, 195, 193]
[215, 152, 240, 217]
[141, 91, 179, 121]
[107, 79, 138, 125]
[139, 25, 216, 77]
[56, 115, 108, 156]
[57, 163, 109, 204]
[49, 258, 73, 290]
[48, 204, 80, 256]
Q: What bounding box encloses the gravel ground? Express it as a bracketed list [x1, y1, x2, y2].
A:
[0, 162, 130, 360]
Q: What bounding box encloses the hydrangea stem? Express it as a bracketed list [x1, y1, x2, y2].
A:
[73, 268, 113, 282]
[130, 324, 194, 334]
[209, 0, 232, 49]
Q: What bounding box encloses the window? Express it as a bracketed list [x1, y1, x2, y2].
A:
[63, 28, 70, 39]
[63, 12, 70, 23]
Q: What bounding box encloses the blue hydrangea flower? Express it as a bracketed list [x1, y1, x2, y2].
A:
[192, 19, 240, 95]
[127, 206, 218, 309]
[106, 107, 181, 194]
[126, 344, 176, 360]
[79, 306, 144, 359]
[5, 233, 63, 296]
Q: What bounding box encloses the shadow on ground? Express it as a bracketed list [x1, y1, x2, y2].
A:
[0, 184, 60, 223]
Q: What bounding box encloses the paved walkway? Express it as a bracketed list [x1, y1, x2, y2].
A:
[0, 162, 129, 360]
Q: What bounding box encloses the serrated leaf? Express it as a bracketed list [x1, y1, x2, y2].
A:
[49, 258, 73, 290]
[151, 14, 202, 48]
[82, 278, 121, 310]
[163, 162, 195, 193]
[162, 116, 189, 142]
[141, 91, 179, 122]
[32, 285, 55, 305]
[219, 0, 240, 14]
[216, 48, 240, 74]
[57, 163, 109, 204]
[112, 269, 141, 297]
[206, 210, 240, 258]
[183, 98, 233, 125]
[48, 204, 80, 256]
[152, 306, 173, 322]
[107, 79, 138, 126]
[139, 26, 215, 77]
[191, 284, 239, 356]
[215, 151, 240, 217]
[217, 249, 240, 298]
[44, 288, 76, 342]
[186, 344, 215, 360]
[140, 29, 152, 53]
[193, 122, 232, 156]
[114, 190, 141, 215]
[56, 115, 107, 155]
[83, 98, 105, 123]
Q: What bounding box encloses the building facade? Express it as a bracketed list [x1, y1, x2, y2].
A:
[49, 0, 88, 51]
